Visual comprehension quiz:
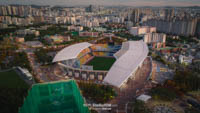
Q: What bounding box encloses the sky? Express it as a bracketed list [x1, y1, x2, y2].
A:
[0, 0, 200, 6]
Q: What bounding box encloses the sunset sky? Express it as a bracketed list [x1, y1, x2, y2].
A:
[0, 0, 200, 6]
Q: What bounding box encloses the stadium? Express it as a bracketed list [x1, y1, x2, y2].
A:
[53, 40, 149, 88]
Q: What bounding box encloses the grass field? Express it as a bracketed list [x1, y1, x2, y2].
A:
[86, 57, 116, 71]
[0, 69, 29, 88]
[0, 69, 30, 113]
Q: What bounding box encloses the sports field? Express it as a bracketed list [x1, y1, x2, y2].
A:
[0, 69, 30, 113]
[0, 69, 29, 88]
[86, 57, 116, 71]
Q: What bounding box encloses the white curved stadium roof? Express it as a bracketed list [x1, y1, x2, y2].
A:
[103, 40, 149, 88]
[53, 42, 92, 62]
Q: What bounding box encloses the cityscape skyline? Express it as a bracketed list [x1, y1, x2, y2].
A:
[0, 1, 200, 113]
[0, 0, 200, 6]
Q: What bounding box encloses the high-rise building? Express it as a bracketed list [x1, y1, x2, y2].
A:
[18, 6, 25, 17]
[7, 6, 12, 15]
[196, 18, 200, 38]
[33, 16, 45, 24]
[129, 26, 156, 36]
[12, 6, 18, 16]
[85, 5, 99, 12]
[164, 8, 175, 21]
[1, 6, 8, 15]
[131, 9, 140, 25]
[143, 33, 166, 48]
[143, 18, 197, 36]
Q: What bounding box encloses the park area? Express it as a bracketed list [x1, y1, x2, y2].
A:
[86, 57, 116, 71]
[0, 69, 30, 113]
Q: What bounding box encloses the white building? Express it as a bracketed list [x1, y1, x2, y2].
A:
[179, 55, 194, 65]
[143, 33, 166, 43]
[130, 26, 156, 36]
[136, 94, 151, 103]
[25, 41, 43, 48]
[16, 29, 40, 36]
[17, 67, 33, 80]
[67, 25, 83, 32]
[0, 23, 8, 28]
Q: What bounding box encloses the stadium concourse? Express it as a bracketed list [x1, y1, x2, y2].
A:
[53, 40, 149, 88]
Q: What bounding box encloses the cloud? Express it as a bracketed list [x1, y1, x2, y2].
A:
[0, 0, 199, 6]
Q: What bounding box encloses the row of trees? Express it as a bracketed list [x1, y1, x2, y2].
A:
[115, 32, 143, 40]
[0, 39, 31, 113]
[0, 51, 31, 71]
[150, 86, 177, 101]
[0, 87, 29, 113]
[39, 25, 67, 37]
[0, 27, 18, 37]
[34, 48, 53, 65]
[131, 98, 199, 113]
[78, 82, 116, 103]
[166, 36, 198, 47]
[184, 107, 200, 113]
[130, 100, 152, 113]
[166, 70, 200, 92]
[0, 39, 31, 71]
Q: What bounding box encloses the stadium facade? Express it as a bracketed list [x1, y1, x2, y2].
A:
[53, 40, 149, 88]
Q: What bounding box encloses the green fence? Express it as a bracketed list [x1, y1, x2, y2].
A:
[19, 80, 90, 113]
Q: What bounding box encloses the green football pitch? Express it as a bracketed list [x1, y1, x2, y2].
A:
[86, 57, 116, 71]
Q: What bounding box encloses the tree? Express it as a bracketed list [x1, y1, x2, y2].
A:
[24, 34, 36, 41]
[173, 70, 200, 92]
[0, 39, 31, 70]
[131, 100, 152, 113]
[78, 82, 116, 103]
[150, 87, 177, 101]
[13, 52, 31, 71]
[34, 48, 53, 65]
[185, 107, 200, 113]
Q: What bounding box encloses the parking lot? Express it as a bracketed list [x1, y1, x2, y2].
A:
[151, 61, 174, 84]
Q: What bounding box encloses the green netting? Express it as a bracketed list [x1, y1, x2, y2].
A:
[19, 80, 90, 113]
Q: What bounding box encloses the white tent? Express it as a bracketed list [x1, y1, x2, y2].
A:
[136, 94, 151, 102]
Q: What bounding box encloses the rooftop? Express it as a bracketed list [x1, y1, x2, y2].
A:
[19, 80, 89, 113]
[53, 42, 92, 62]
[104, 40, 149, 88]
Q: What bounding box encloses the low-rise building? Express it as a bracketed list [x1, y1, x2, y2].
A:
[0, 23, 8, 28]
[17, 67, 32, 80]
[25, 41, 43, 48]
[136, 94, 151, 103]
[179, 55, 194, 65]
[67, 25, 83, 32]
[92, 27, 107, 32]
[79, 32, 98, 37]
[15, 37, 25, 43]
[44, 35, 71, 44]
[16, 29, 40, 36]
